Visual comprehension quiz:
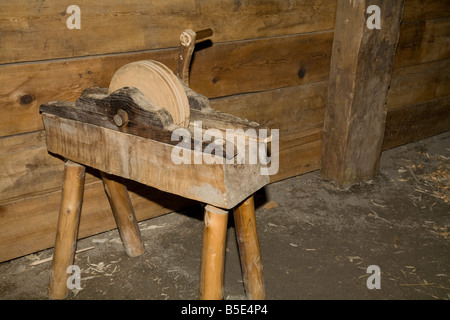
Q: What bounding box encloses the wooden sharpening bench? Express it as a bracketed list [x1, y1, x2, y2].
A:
[39, 29, 269, 300]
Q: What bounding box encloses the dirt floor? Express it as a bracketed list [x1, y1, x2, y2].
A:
[1, 132, 449, 301]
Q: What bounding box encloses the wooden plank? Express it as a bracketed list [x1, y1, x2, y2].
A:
[403, 0, 450, 22]
[189, 31, 333, 98]
[272, 139, 322, 183]
[387, 58, 450, 111]
[321, 0, 405, 187]
[210, 81, 328, 134]
[210, 81, 327, 183]
[394, 17, 450, 68]
[0, 31, 333, 138]
[0, 179, 193, 263]
[0, 0, 337, 63]
[382, 96, 450, 150]
[0, 50, 177, 138]
[0, 131, 98, 203]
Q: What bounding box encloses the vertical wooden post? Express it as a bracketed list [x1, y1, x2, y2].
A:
[101, 172, 145, 257]
[199, 205, 229, 300]
[48, 161, 85, 299]
[233, 195, 265, 300]
[321, 0, 405, 187]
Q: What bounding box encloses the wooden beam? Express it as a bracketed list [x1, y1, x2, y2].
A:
[321, 0, 405, 187]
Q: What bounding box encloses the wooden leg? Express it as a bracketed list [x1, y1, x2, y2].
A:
[101, 172, 145, 257]
[48, 161, 85, 299]
[233, 195, 265, 300]
[199, 205, 229, 300]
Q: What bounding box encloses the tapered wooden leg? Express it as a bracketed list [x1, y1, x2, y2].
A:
[199, 205, 229, 300]
[101, 172, 145, 257]
[48, 161, 85, 299]
[233, 195, 265, 300]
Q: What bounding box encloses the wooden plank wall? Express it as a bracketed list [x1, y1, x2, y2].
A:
[383, 0, 450, 148]
[0, 0, 337, 262]
[0, 0, 449, 262]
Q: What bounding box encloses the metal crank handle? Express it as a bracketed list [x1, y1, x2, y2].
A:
[177, 28, 213, 86]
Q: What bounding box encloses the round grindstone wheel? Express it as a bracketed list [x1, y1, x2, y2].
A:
[109, 60, 190, 127]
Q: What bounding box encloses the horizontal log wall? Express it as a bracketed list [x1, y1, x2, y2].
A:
[1, 0, 449, 262]
[383, 0, 450, 148]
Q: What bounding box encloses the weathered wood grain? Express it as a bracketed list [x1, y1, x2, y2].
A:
[189, 31, 333, 99]
[210, 81, 327, 134]
[233, 196, 265, 300]
[383, 96, 450, 150]
[41, 114, 269, 209]
[395, 17, 450, 68]
[0, 131, 72, 203]
[48, 161, 85, 299]
[321, 0, 405, 187]
[403, 0, 450, 22]
[0, 0, 337, 64]
[387, 58, 450, 111]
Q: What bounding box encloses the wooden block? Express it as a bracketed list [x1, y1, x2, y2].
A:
[41, 114, 268, 209]
[1, 79, 327, 200]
